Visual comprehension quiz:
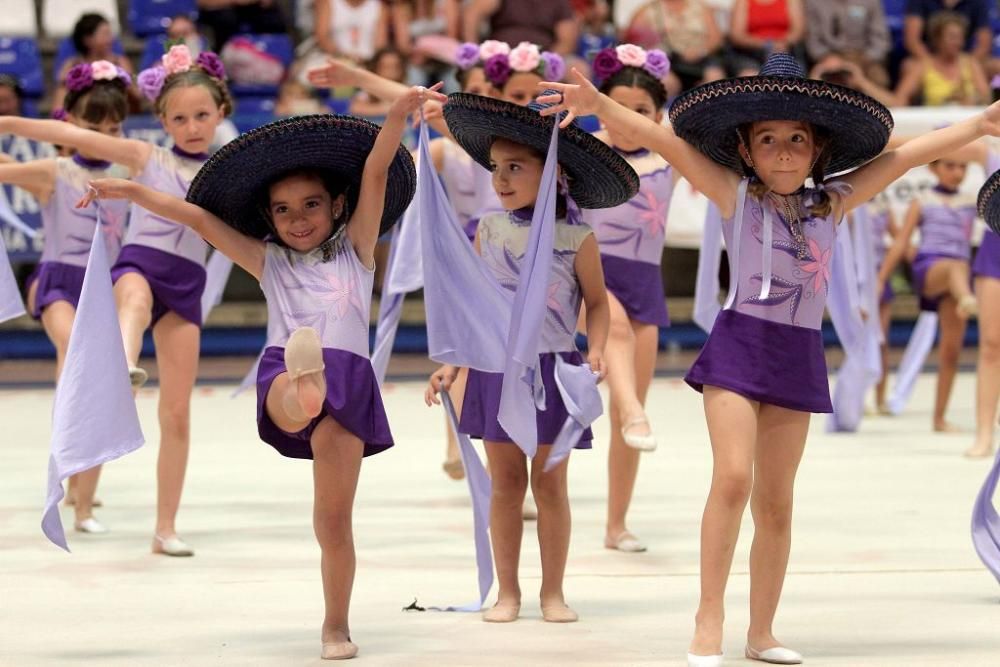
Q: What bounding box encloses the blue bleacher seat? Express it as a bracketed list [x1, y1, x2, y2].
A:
[227, 33, 294, 97]
[140, 35, 209, 71]
[326, 97, 350, 115]
[53, 36, 125, 81]
[233, 96, 276, 115]
[0, 38, 44, 98]
[128, 0, 198, 37]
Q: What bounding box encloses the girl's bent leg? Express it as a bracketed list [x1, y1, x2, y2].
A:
[113, 273, 153, 370]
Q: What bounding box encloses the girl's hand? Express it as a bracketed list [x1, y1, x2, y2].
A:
[389, 83, 447, 124]
[75, 178, 133, 208]
[424, 364, 459, 406]
[980, 100, 1000, 137]
[535, 68, 603, 128]
[306, 58, 361, 89]
[412, 98, 444, 129]
[587, 350, 607, 383]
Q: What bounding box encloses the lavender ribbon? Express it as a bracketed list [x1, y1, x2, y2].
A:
[200, 250, 233, 322]
[972, 446, 1000, 584]
[41, 216, 145, 550]
[0, 233, 25, 323]
[722, 180, 749, 310]
[544, 356, 602, 472]
[693, 202, 724, 333]
[887, 311, 938, 415]
[0, 186, 40, 238]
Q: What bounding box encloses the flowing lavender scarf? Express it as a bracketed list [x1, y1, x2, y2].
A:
[693, 202, 724, 333]
[41, 221, 144, 550]
[887, 311, 938, 415]
[0, 233, 24, 323]
[972, 447, 1000, 584]
[200, 250, 234, 322]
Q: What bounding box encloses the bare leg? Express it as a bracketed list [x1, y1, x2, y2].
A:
[311, 416, 364, 658]
[483, 440, 528, 620]
[606, 317, 658, 547]
[530, 444, 575, 620]
[933, 296, 966, 432]
[874, 300, 892, 413]
[969, 277, 1000, 456]
[689, 387, 758, 657]
[442, 367, 468, 479]
[150, 313, 199, 543]
[603, 294, 652, 440]
[113, 273, 154, 368]
[746, 404, 809, 652]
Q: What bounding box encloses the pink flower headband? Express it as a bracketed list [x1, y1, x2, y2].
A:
[592, 44, 670, 83]
[136, 44, 226, 102]
[478, 40, 566, 88]
[65, 60, 132, 93]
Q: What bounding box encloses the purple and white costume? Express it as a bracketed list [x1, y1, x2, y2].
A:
[438, 138, 502, 240]
[865, 198, 894, 304]
[910, 186, 977, 311]
[584, 143, 674, 327]
[973, 152, 1000, 281]
[255, 231, 393, 459]
[110, 145, 210, 326]
[26, 155, 129, 319]
[686, 179, 840, 413]
[460, 209, 595, 446]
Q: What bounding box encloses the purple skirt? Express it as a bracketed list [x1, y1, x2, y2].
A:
[26, 261, 85, 319]
[912, 252, 967, 312]
[601, 254, 669, 327]
[685, 309, 832, 413]
[110, 245, 206, 327]
[460, 351, 594, 447]
[973, 231, 1000, 280]
[256, 346, 394, 459]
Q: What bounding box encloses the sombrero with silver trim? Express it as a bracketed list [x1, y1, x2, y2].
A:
[978, 168, 1000, 235]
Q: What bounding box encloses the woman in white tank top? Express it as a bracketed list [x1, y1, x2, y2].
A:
[314, 0, 388, 62]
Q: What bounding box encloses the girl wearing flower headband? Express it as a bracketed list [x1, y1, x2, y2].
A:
[481, 40, 566, 106]
[0, 60, 131, 535]
[539, 55, 1000, 665]
[582, 44, 672, 555]
[82, 85, 439, 660]
[0, 43, 232, 558]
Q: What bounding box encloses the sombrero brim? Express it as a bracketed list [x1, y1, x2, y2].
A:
[668, 76, 893, 175]
[186, 114, 415, 240]
[978, 169, 1000, 235]
[443, 93, 638, 209]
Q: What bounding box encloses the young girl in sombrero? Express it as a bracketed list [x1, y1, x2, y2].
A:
[539, 53, 1000, 665]
[82, 85, 441, 660]
[425, 92, 638, 623]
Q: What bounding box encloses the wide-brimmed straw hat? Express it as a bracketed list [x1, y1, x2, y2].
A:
[442, 92, 638, 209]
[978, 169, 1000, 235]
[187, 114, 415, 240]
[668, 53, 893, 176]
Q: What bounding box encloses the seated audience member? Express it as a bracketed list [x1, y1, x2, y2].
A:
[805, 0, 891, 88]
[895, 11, 990, 106]
[727, 0, 806, 75]
[462, 0, 578, 55]
[197, 0, 287, 51]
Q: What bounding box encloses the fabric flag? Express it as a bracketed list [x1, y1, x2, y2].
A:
[693, 202, 724, 333]
[971, 446, 1000, 584]
[544, 356, 603, 472]
[0, 233, 25, 323]
[887, 311, 938, 415]
[41, 223, 144, 550]
[200, 250, 234, 322]
[0, 186, 40, 238]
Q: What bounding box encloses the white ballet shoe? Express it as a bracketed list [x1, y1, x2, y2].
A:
[522, 495, 538, 520]
[621, 416, 657, 452]
[746, 644, 803, 664]
[152, 534, 194, 557]
[74, 517, 108, 534]
[284, 327, 325, 380]
[128, 366, 148, 389]
[321, 640, 358, 660]
[482, 602, 520, 623]
[604, 530, 647, 553]
[687, 651, 724, 667]
[957, 295, 979, 319]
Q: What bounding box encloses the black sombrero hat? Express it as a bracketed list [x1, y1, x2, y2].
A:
[186, 114, 415, 240]
[668, 53, 893, 176]
[442, 92, 638, 209]
[978, 169, 1000, 235]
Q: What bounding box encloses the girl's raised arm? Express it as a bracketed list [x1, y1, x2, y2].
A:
[83, 178, 266, 279]
[536, 70, 741, 216]
[0, 160, 56, 203]
[0, 117, 152, 175]
[349, 84, 446, 266]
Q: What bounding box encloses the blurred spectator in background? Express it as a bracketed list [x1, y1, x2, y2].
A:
[624, 0, 726, 95]
[810, 54, 896, 107]
[349, 47, 406, 115]
[727, 0, 806, 75]
[573, 0, 617, 59]
[805, 0, 891, 88]
[313, 0, 389, 62]
[463, 0, 578, 54]
[196, 0, 287, 51]
[54, 13, 136, 110]
[388, 0, 462, 85]
[274, 78, 327, 115]
[904, 0, 992, 64]
[895, 10, 990, 105]
[167, 14, 207, 57]
[0, 75, 23, 116]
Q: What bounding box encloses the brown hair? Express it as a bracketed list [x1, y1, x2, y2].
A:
[155, 68, 233, 117]
[927, 11, 969, 49]
[64, 79, 128, 124]
[738, 123, 833, 217]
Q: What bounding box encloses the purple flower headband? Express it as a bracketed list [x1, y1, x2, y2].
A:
[592, 44, 670, 83]
[136, 44, 226, 102]
[65, 60, 132, 94]
[481, 41, 565, 88]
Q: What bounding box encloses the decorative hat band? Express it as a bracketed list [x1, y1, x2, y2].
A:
[65, 60, 132, 93]
[136, 43, 226, 102]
